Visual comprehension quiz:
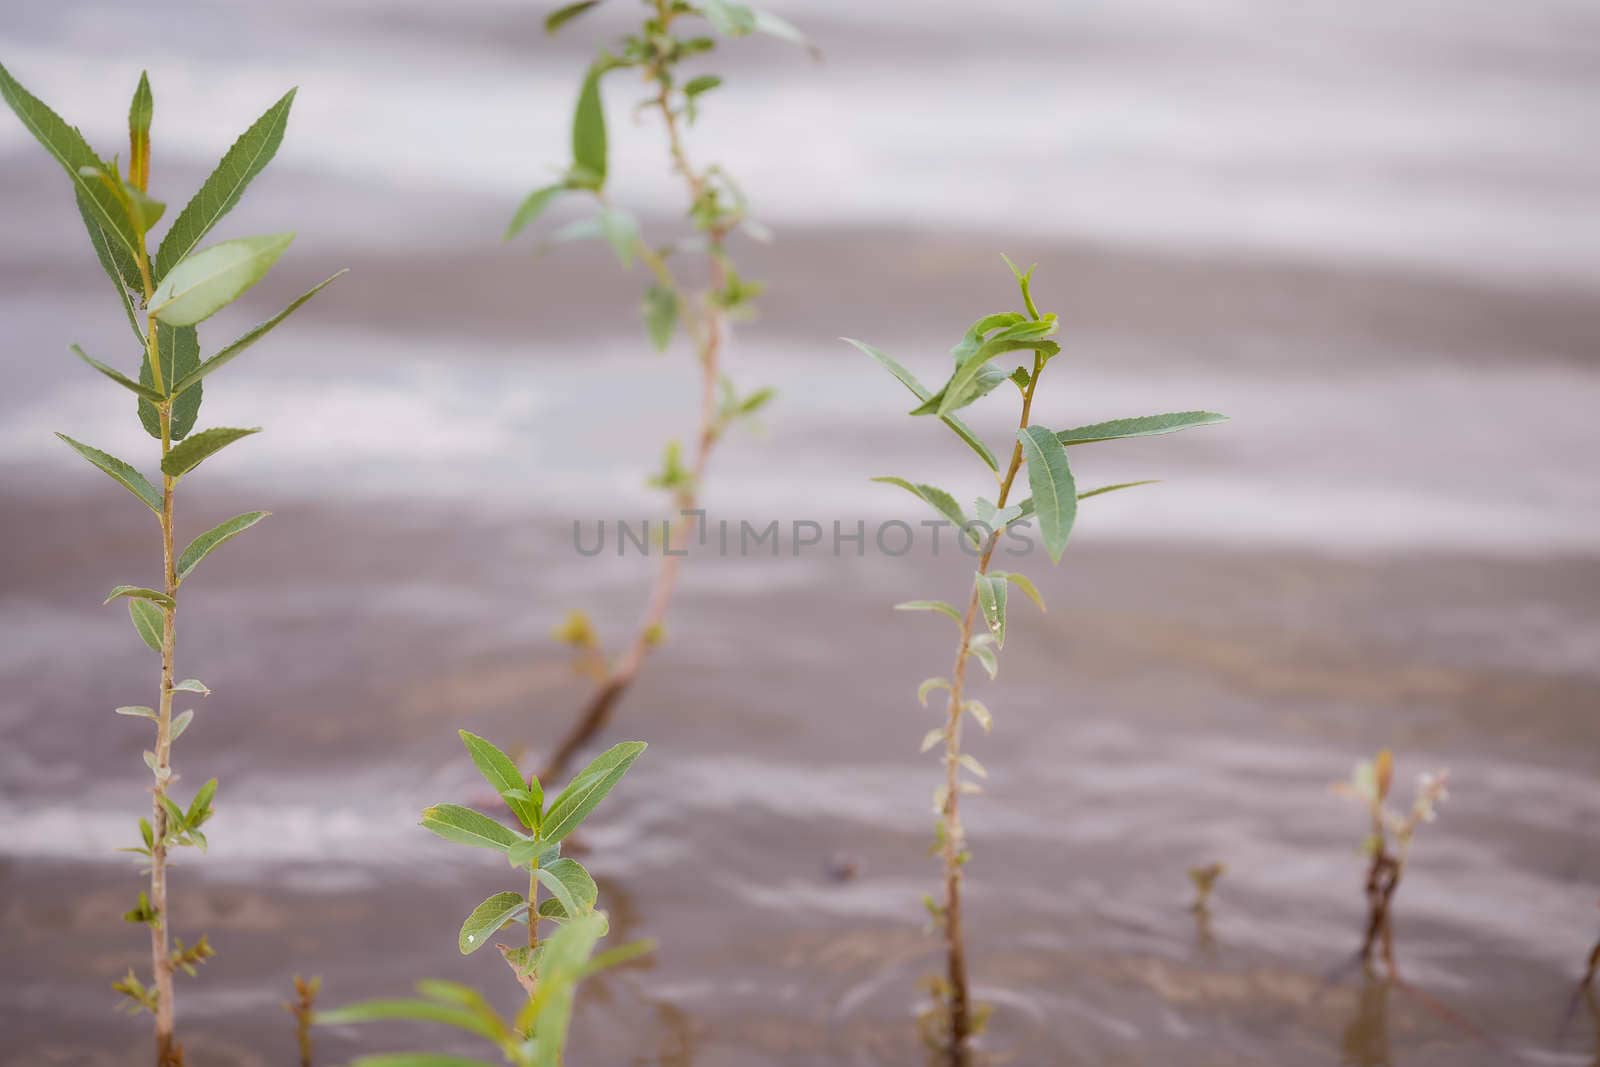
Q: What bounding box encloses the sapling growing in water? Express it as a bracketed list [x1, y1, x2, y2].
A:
[1333, 748, 1450, 976]
[510, 0, 813, 782]
[850, 259, 1227, 1063]
[318, 732, 651, 1065]
[0, 62, 340, 1065]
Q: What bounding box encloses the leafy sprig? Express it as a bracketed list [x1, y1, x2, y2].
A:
[853, 258, 1227, 1059]
[510, 0, 812, 784]
[0, 61, 340, 1059]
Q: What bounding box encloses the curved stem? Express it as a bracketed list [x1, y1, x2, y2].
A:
[541, 6, 734, 782]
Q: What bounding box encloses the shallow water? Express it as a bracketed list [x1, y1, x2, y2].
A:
[2, 1, 1599, 1064]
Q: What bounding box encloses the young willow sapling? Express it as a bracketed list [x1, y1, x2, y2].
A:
[511, 0, 813, 782]
[318, 733, 652, 1066]
[1333, 748, 1449, 976]
[850, 259, 1227, 1064]
[0, 62, 341, 1065]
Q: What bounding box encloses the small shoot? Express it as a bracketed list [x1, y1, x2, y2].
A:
[1332, 748, 1450, 976]
[853, 259, 1226, 1061]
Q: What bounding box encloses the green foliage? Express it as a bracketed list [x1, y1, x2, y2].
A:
[161, 425, 260, 478]
[170, 271, 346, 396]
[845, 338, 997, 471]
[459, 892, 530, 955]
[1017, 425, 1076, 564]
[1, 66, 333, 1058]
[69, 344, 164, 402]
[545, 1, 601, 34]
[0, 59, 140, 261]
[139, 324, 202, 440]
[855, 259, 1228, 1055]
[1056, 411, 1228, 445]
[177, 511, 270, 580]
[152, 88, 296, 282]
[871, 477, 970, 537]
[569, 64, 608, 189]
[320, 914, 651, 1067]
[331, 735, 649, 1063]
[54, 433, 160, 513]
[150, 234, 294, 326]
[460, 730, 543, 831]
[420, 736, 643, 970]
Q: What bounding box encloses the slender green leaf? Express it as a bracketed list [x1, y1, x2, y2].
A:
[129, 599, 163, 652]
[643, 285, 677, 351]
[535, 858, 597, 920]
[540, 741, 646, 845]
[870, 477, 971, 537]
[74, 189, 142, 339]
[412, 981, 494, 1011]
[753, 10, 819, 56]
[419, 804, 524, 852]
[917, 676, 950, 706]
[54, 434, 160, 514]
[154, 89, 296, 282]
[127, 72, 152, 189]
[169, 708, 194, 742]
[116, 705, 156, 719]
[975, 573, 1007, 647]
[177, 511, 269, 581]
[571, 64, 607, 188]
[186, 778, 217, 823]
[598, 207, 637, 268]
[969, 641, 999, 680]
[1056, 411, 1228, 446]
[894, 600, 961, 623]
[69, 345, 163, 401]
[139, 323, 202, 440]
[171, 270, 345, 397]
[1079, 480, 1160, 500]
[172, 678, 209, 694]
[315, 999, 501, 1042]
[582, 937, 656, 976]
[507, 839, 544, 870]
[458, 731, 540, 831]
[1014, 480, 1161, 522]
[150, 234, 294, 327]
[104, 585, 174, 608]
[546, 0, 602, 32]
[843, 337, 997, 470]
[506, 184, 564, 240]
[1017, 425, 1076, 563]
[915, 316, 1059, 416]
[964, 698, 993, 731]
[515, 914, 609, 1067]
[702, 0, 757, 35]
[993, 570, 1046, 612]
[458, 891, 528, 955]
[161, 426, 259, 478]
[684, 74, 722, 98]
[0, 60, 141, 261]
[167, 428, 249, 483]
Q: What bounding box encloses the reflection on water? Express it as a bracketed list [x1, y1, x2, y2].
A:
[1341, 974, 1392, 1067]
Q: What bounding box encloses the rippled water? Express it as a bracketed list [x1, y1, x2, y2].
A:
[2, 1, 1598, 1064]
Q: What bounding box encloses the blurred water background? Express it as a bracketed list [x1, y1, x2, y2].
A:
[2, 1, 1598, 1064]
